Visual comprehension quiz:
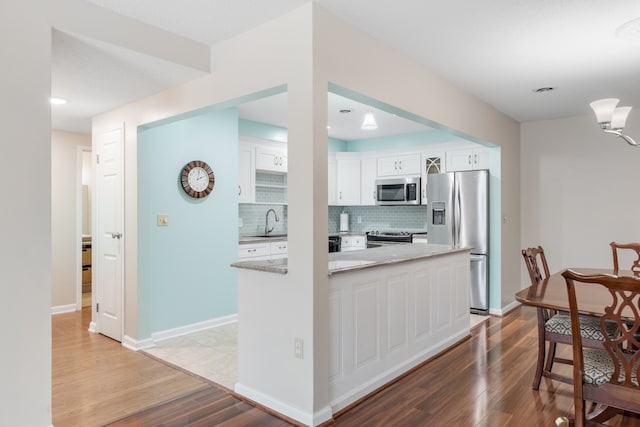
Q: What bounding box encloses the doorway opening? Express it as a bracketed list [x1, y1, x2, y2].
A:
[78, 146, 93, 311]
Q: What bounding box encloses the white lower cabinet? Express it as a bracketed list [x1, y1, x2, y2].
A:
[238, 243, 270, 260]
[340, 235, 366, 251]
[269, 241, 288, 259]
[238, 241, 288, 260]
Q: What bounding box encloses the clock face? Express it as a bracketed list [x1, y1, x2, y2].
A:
[181, 160, 215, 198]
[188, 167, 209, 192]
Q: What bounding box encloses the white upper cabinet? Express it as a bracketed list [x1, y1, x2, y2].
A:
[377, 153, 421, 177]
[256, 145, 287, 173]
[446, 147, 489, 171]
[328, 152, 337, 205]
[336, 154, 361, 206]
[420, 152, 445, 204]
[238, 143, 255, 203]
[360, 157, 377, 205]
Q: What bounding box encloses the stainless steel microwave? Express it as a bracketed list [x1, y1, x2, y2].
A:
[375, 176, 421, 205]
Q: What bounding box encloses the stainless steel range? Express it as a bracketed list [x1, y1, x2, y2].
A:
[366, 231, 426, 248]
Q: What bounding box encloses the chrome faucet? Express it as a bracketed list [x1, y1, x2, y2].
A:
[265, 208, 280, 236]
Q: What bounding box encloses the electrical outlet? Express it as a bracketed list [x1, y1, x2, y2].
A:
[357, 216, 362, 224]
[294, 337, 304, 359]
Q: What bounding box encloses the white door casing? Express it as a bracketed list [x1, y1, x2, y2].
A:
[95, 127, 124, 342]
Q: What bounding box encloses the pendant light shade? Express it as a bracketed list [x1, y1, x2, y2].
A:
[361, 112, 378, 130]
[610, 106, 632, 130]
[589, 98, 638, 147]
[589, 98, 619, 124]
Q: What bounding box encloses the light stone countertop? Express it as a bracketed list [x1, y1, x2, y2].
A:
[239, 232, 366, 245]
[230, 243, 471, 275]
[239, 235, 288, 244]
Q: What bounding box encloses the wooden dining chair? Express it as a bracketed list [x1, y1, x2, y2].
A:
[610, 241, 640, 276]
[561, 269, 640, 427]
[522, 247, 616, 390]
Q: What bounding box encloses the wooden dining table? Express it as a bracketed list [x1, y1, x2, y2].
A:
[515, 267, 636, 317]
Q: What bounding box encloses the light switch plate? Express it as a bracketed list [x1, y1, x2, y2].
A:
[157, 214, 169, 227]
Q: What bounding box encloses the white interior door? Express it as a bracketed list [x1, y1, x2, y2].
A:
[95, 127, 124, 341]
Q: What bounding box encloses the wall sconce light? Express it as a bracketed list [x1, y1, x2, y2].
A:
[590, 98, 638, 147]
[361, 112, 378, 130]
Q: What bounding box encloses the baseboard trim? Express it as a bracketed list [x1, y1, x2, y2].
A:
[234, 383, 333, 426]
[122, 335, 154, 351]
[51, 304, 77, 315]
[490, 300, 521, 317]
[151, 314, 238, 343]
[121, 314, 239, 351]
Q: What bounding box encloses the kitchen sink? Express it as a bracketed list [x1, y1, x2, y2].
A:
[248, 233, 287, 238]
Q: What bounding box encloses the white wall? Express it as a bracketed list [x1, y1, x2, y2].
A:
[521, 113, 640, 280]
[0, 1, 52, 425]
[51, 130, 91, 310]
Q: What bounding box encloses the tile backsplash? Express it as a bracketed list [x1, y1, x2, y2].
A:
[239, 204, 287, 237]
[239, 204, 427, 237]
[329, 205, 428, 234]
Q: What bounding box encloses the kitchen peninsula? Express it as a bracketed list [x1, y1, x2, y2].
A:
[232, 243, 471, 415]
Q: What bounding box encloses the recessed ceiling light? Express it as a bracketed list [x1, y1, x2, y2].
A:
[532, 87, 556, 94]
[616, 18, 640, 40]
[50, 97, 67, 105]
[338, 109, 352, 114]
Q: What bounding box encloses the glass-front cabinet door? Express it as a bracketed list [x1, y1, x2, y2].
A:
[421, 153, 445, 205]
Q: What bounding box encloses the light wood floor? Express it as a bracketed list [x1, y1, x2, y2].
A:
[54, 306, 640, 426]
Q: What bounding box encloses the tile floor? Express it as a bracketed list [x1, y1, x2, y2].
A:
[143, 322, 238, 390]
[144, 315, 489, 391]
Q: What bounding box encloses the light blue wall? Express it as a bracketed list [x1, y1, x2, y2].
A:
[138, 108, 239, 338]
[239, 119, 287, 143]
[240, 118, 347, 150]
[345, 130, 468, 152]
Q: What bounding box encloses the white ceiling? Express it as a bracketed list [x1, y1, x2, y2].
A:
[52, 0, 640, 135]
[238, 92, 431, 141]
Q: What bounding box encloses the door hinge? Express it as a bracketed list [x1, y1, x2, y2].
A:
[96, 154, 100, 164]
[96, 303, 99, 313]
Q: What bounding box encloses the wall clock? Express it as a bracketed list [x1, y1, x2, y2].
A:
[180, 160, 215, 198]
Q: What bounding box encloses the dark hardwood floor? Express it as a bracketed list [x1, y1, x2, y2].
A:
[54, 306, 640, 426]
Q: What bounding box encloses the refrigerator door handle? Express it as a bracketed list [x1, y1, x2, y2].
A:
[454, 177, 462, 246]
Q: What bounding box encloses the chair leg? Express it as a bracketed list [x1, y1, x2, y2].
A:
[545, 341, 557, 373]
[532, 331, 546, 390]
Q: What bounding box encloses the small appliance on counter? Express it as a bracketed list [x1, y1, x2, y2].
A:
[328, 235, 341, 253]
[340, 212, 349, 232]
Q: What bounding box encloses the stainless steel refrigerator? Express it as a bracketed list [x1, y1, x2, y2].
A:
[426, 170, 489, 314]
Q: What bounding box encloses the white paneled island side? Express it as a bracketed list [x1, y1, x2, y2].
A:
[231, 244, 471, 423]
